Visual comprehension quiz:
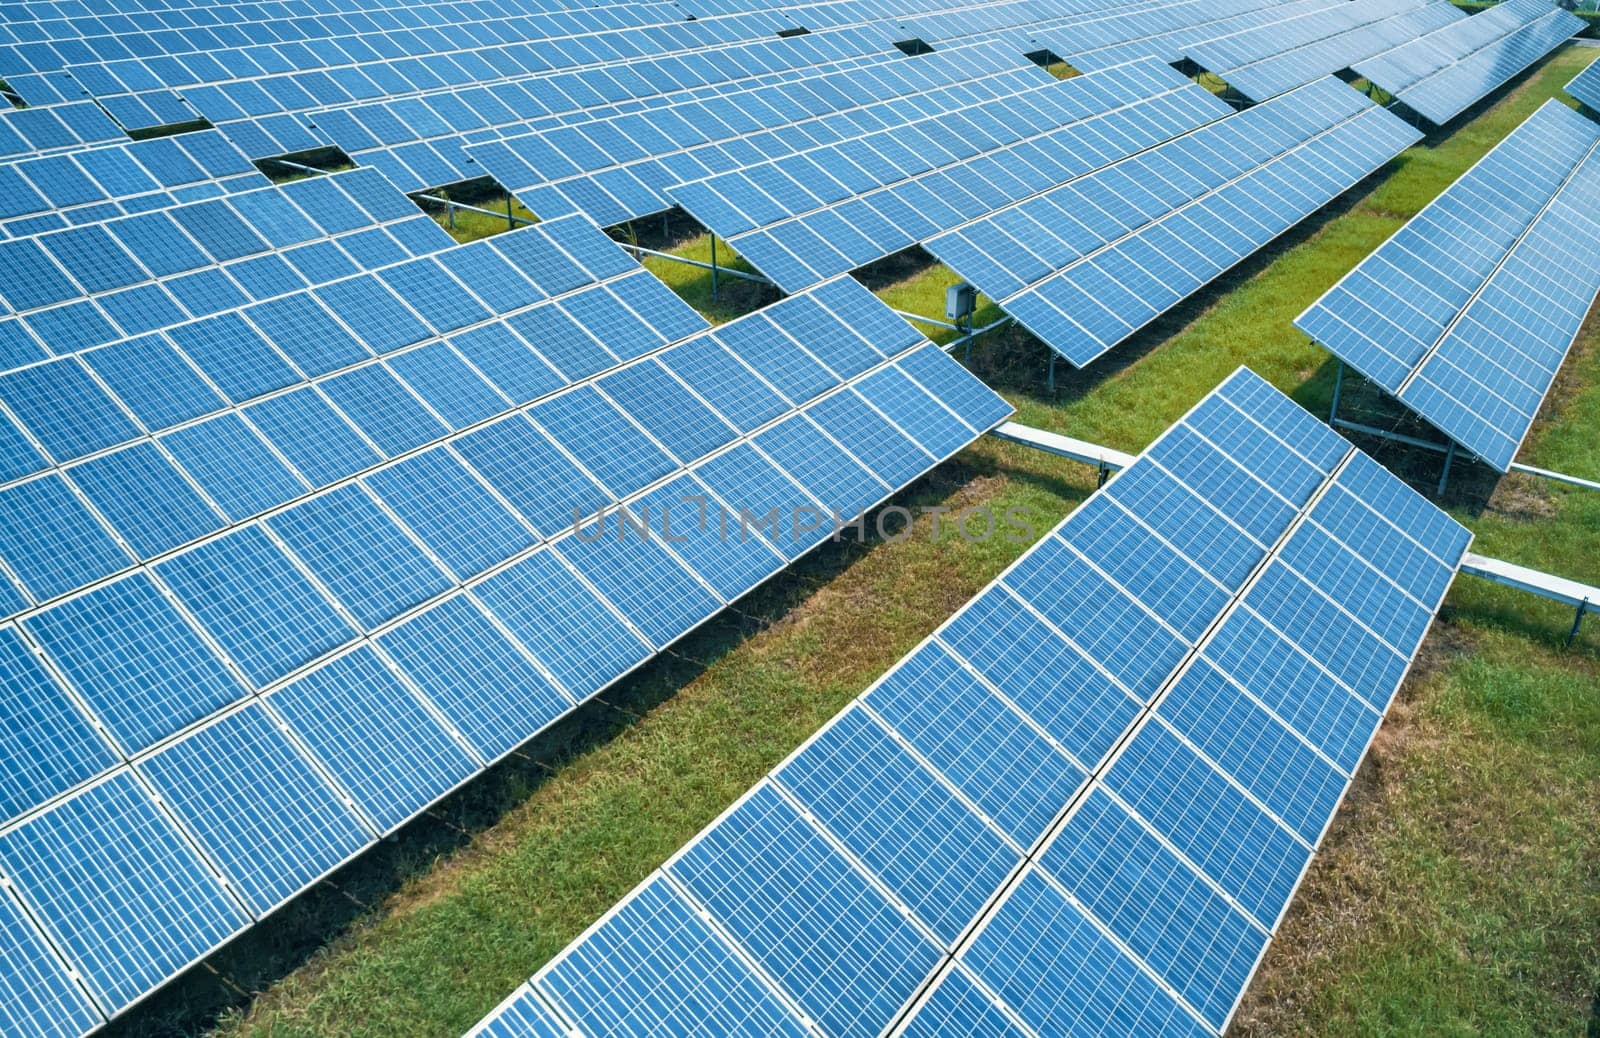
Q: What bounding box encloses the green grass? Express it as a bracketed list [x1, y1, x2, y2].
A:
[161, 48, 1600, 1038]
[424, 190, 537, 244]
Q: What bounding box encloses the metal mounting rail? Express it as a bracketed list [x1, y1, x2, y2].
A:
[1507, 462, 1600, 492]
[987, 420, 1135, 485]
[1459, 552, 1597, 645]
[993, 421, 1596, 643]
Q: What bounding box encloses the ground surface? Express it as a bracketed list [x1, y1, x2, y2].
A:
[115, 46, 1600, 1038]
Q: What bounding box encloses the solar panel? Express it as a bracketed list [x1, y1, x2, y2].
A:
[0, 168, 454, 376]
[1352, 0, 1583, 125]
[1296, 99, 1600, 471]
[0, 131, 267, 241]
[0, 211, 1011, 1027]
[1569, 54, 1600, 110]
[470, 43, 1047, 225]
[927, 77, 1421, 367]
[1186, 0, 1467, 101]
[472, 366, 1471, 1038]
[670, 58, 1233, 293]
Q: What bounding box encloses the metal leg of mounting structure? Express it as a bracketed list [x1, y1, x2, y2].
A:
[710, 236, 720, 303]
[1568, 600, 1590, 648]
[506, 195, 514, 230]
[1437, 441, 1456, 497]
[1328, 360, 1344, 424]
[1047, 352, 1056, 396]
[1097, 464, 1110, 488]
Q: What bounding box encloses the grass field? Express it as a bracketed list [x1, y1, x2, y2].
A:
[132, 47, 1600, 1038]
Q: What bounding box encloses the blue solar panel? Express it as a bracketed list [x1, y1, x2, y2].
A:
[155, 526, 355, 687]
[1568, 55, 1600, 110]
[776, 706, 1021, 945]
[534, 875, 807, 1038]
[68, 442, 225, 559]
[470, 986, 569, 1038]
[267, 484, 451, 630]
[1039, 786, 1267, 1029]
[157, 413, 308, 522]
[471, 550, 651, 700]
[0, 884, 101, 1038]
[362, 447, 535, 580]
[477, 368, 1472, 1038]
[668, 784, 944, 1036]
[136, 703, 372, 915]
[0, 625, 120, 825]
[266, 646, 477, 832]
[961, 868, 1211, 1036]
[24, 573, 240, 756]
[1297, 100, 1600, 470]
[379, 595, 572, 763]
[0, 360, 141, 464]
[0, 771, 247, 1013]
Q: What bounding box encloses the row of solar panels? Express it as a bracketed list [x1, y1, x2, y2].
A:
[1298, 95, 1600, 472]
[470, 41, 1046, 226]
[0, 167, 456, 370]
[0, 128, 265, 238]
[1187, 0, 1468, 103]
[928, 76, 1422, 366]
[1352, 0, 1586, 124]
[0, 215, 1015, 1036]
[670, 59, 1234, 294]
[472, 367, 1472, 1038]
[216, 23, 905, 191]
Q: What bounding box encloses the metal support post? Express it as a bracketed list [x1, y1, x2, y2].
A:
[506, 194, 513, 230]
[1097, 464, 1110, 488]
[1437, 441, 1456, 497]
[1047, 351, 1056, 396]
[1568, 600, 1589, 647]
[709, 236, 720, 302]
[1328, 359, 1344, 424]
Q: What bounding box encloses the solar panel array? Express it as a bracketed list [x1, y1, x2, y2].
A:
[0, 211, 1012, 1034]
[1352, 0, 1583, 126]
[1296, 99, 1600, 472]
[0, 167, 456, 371]
[1010, 0, 1311, 74]
[227, 25, 911, 193]
[1567, 54, 1600, 111]
[0, 101, 125, 160]
[0, 130, 266, 240]
[471, 366, 1472, 1038]
[670, 59, 1234, 294]
[468, 43, 1047, 226]
[926, 77, 1421, 367]
[1185, 0, 1466, 102]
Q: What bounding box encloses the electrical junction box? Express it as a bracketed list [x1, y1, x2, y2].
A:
[945, 282, 977, 322]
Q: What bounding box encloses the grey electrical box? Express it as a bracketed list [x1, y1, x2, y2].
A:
[945, 282, 977, 321]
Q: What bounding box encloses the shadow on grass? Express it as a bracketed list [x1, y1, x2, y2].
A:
[103, 454, 1049, 1038]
